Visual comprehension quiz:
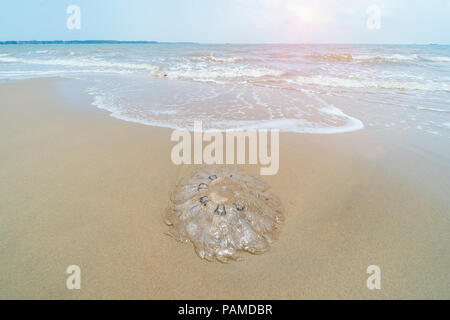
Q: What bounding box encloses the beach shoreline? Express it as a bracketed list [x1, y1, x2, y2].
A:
[0, 77, 449, 299]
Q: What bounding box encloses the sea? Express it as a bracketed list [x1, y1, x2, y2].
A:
[1, 42, 449, 136]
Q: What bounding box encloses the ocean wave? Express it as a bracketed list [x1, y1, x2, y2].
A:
[308, 53, 354, 62]
[415, 106, 450, 113]
[294, 75, 450, 91]
[35, 50, 54, 54]
[88, 89, 363, 134]
[174, 55, 247, 63]
[62, 51, 80, 56]
[354, 54, 421, 62]
[423, 56, 450, 63]
[0, 56, 159, 71]
[86, 81, 364, 134]
[0, 55, 282, 80]
[161, 66, 283, 80]
[0, 56, 19, 63]
[308, 53, 450, 64]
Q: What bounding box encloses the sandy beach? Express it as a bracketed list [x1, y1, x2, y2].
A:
[0, 78, 449, 299]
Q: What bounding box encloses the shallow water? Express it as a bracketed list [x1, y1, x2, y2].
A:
[0, 43, 449, 136]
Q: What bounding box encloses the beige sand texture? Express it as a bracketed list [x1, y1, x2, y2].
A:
[0, 78, 449, 299]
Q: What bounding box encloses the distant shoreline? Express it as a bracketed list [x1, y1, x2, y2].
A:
[0, 40, 199, 45]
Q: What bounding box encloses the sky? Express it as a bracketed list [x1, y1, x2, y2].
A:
[0, 0, 449, 44]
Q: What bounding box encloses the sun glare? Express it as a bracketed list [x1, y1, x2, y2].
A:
[287, 3, 318, 23]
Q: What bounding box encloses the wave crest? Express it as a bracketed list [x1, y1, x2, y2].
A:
[294, 75, 450, 91]
[175, 55, 247, 63]
[308, 53, 450, 64]
[308, 53, 354, 62]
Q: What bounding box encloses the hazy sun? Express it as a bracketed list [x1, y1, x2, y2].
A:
[287, 3, 318, 23]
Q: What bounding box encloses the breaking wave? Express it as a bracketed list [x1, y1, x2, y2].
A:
[308, 53, 450, 64]
[294, 75, 450, 91]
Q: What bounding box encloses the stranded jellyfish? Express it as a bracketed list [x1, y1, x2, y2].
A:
[165, 166, 284, 263]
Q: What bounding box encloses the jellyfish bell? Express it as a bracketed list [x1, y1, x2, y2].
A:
[165, 166, 284, 263]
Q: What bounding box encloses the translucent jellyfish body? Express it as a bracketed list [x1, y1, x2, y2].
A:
[165, 166, 284, 262]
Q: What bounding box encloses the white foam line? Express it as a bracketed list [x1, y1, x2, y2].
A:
[294, 75, 450, 92]
[87, 89, 364, 135]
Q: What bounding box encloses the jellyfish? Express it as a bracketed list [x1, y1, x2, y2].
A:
[165, 166, 284, 263]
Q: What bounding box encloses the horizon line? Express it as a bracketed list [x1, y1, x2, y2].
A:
[0, 40, 448, 46]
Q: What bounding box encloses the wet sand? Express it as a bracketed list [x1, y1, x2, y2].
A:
[0, 78, 449, 299]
